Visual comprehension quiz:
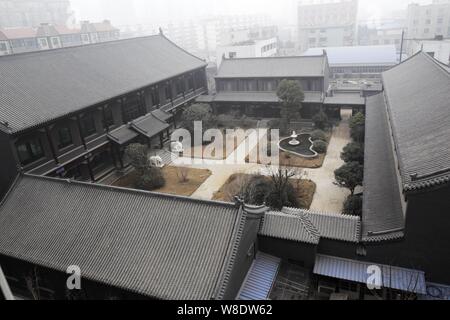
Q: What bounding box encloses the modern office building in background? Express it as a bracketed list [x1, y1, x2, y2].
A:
[297, 0, 359, 53]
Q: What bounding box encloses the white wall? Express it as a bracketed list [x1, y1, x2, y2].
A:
[216, 37, 278, 66]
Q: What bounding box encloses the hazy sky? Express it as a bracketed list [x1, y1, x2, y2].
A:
[71, 0, 433, 27]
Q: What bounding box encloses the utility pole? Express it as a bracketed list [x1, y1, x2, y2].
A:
[399, 30, 405, 63]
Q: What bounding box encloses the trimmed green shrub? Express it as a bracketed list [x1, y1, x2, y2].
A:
[312, 111, 329, 130]
[311, 129, 327, 142]
[341, 142, 365, 164]
[136, 166, 166, 190]
[313, 140, 328, 154]
[343, 195, 363, 217]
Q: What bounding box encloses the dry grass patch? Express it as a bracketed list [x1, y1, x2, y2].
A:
[113, 166, 212, 197]
[213, 173, 316, 210]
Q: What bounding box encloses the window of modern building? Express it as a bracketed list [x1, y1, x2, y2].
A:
[229, 52, 237, 58]
[81, 113, 97, 137]
[16, 138, 44, 165]
[424, 28, 430, 34]
[57, 126, 73, 149]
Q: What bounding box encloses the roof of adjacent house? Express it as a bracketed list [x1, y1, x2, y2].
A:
[363, 93, 405, 242]
[0, 35, 206, 134]
[382, 52, 450, 192]
[81, 21, 119, 33]
[259, 208, 361, 244]
[303, 45, 398, 67]
[216, 55, 328, 79]
[0, 31, 7, 41]
[36, 24, 59, 37]
[0, 27, 36, 39]
[0, 174, 247, 300]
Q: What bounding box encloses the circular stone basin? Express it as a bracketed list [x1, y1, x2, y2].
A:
[279, 134, 318, 159]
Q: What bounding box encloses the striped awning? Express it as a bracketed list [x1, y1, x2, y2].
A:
[313, 255, 427, 295]
[237, 253, 281, 300]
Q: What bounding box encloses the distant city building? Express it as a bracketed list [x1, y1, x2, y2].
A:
[408, 38, 450, 65]
[216, 38, 278, 67]
[216, 25, 279, 65]
[302, 45, 398, 78]
[358, 20, 405, 52]
[0, 20, 120, 56]
[159, 14, 273, 61]
[297, 0, 359, 52]
[406, 0, 450, 40]
[0, 0, 72, 29]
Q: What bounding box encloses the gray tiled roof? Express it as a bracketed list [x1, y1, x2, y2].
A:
[260, 211, 320, 245]
[151, 109, 172, 122]
[0, 35, 206, 133]
[260, 208, 360, 244]
[282, 208, 361, 243]
[382, 52, 450, 192]
[0, 175, 245, 300]
[363, 93, 405, 242]
[213, 91, 324, 104]
[131, 113, 169, 138]
[216, 55, 327, 78]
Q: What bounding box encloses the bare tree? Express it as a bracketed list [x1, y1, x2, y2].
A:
[176, 167, 190, 183]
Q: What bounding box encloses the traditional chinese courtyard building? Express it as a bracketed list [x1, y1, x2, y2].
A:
[198, 53, 367, 120]
[0, 34, 208, 198]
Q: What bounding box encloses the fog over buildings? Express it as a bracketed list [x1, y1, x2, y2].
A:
[70, 0, 433, 27]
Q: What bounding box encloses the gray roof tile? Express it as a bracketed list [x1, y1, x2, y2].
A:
[382, 52, 450, 192]
[0, 175, 244, 300]
[259, 208, 360, 244]
[0, 35, 206, 133]
[363, 93, 405, 242]
[216, 55, 327, 79]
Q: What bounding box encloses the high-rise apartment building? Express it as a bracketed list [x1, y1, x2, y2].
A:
[297, 0, 359, 53]
[406, 0, 450, 40]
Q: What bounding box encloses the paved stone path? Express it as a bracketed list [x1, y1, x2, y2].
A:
[172, 113, 352, 213]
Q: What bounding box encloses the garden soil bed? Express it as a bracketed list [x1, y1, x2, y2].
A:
[212, 173, 316, 210]
[112, 166, 212, 197]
